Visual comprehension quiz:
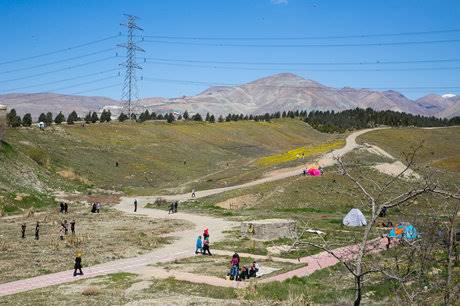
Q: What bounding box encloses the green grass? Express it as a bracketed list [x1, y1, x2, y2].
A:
[4, 119, 343, 196]
[358, 126, 460, 172]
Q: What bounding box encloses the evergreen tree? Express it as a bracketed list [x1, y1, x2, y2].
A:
[156, 114, 164, 120]
[225, 114, 232, 122]
[177, 114, 183, 120]
[7, 109, 21, 127]
[45, 112, 53, 126]
[192, 113, 203, 121]
[218, 115, 224, 123]
[183, 111, 189, 120]
[105, 110, 112, 122]
[282, 111, 287, 118]
[166, 113, 175, 123]
[118, 112, 129, 122]
[150, 112, 157, 120]
[130, 113, 137, 121]
[38, 113, 47, 124]
[54, 112, 65, 125]
[67, 111, 78, 125]
[91, 112, 99, 123]
[209, 114, 215, 123]
[22, 113, 32, 127]
[85, 112, 92, 124]
[205, 112, 211, 122]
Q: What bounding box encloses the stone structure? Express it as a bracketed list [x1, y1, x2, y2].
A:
[240, 218, 296, 241]
[0, 104, 6, 143]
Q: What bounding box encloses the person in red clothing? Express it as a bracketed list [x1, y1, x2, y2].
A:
[203, 228, 209, 240]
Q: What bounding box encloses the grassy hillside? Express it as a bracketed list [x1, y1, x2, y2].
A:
[4, 119, 343, 197]
[357, 126, 460, 172]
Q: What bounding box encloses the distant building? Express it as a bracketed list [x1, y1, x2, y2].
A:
[0, 104, 6, 143]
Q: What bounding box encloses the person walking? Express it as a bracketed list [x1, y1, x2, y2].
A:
[173, 201, 178, 213]
[21, 223, 26, 239]
[73, 251, 84, 276]
[59, 202, 64, 213]
[70, 220, 76, 234]
[203, 228, 209, 240]
[62, 220, 68, 235]
[191, 189, 196, 198]
[134, 199, 138, 212]
[35, 222, 40, 240]
[202, 237, 212, 256]
[64, 203, 68, 214]
[195, 235, 203, 254]
[59, 226, 65, 240]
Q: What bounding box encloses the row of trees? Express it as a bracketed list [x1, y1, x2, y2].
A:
[305, 108, 460, 133]
[6, 109, 112, 127]
[7, 107, 459, 131]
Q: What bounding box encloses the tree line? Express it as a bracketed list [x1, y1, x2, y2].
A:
[6, 107, 459, 132]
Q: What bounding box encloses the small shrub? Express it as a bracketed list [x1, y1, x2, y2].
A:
[82, 286, 101, 296]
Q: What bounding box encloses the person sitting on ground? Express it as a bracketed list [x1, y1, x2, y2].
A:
[202, 237, 212, 256]
[191, 189, 196, 198]
[96, 202, 101, 213]
[249, 261, 260, 278]
[195, 235, 203, 254]
[59, 202, 65, 213]
[168, 202, 174, 214]
[64, 202, 68, 214]
[379, 206, 388, 218]
[240, 266, 249, 281]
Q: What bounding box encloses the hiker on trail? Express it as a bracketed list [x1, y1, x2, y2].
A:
[173, 201, 178, 213]
[96, 202, 101, 213]
[70, 220, 76, 234]
[134, 199, 138, 212]
[115, 161, 119, 167]
[59, 202, 65, 213]
[62, 220, 68, 235]
[168, 202, 174, 214]
[203, 228, 209, 240]
[202, 237, 212, 255]
[59, 226, 65, 240]
[191, 189, 196, 198]
[195, 235, 203, 254]
[249, 261, 259, 278]
[35, 222, 40, 240]
[21, 223, 26, 239]
[91, 203, 97, 213]
[73, 252, 84, 276]
[64, 203, 68, 214]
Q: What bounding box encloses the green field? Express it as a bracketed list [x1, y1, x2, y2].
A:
[358, 126, 460, 172]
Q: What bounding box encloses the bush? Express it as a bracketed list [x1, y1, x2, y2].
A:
[54, 112, 65, 125]
[82, 286, 101, 296]
[118, 113, 128, 122]
[22, 113, 32, 127]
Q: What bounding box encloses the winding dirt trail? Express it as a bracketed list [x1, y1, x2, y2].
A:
[0, 127, 395, 297]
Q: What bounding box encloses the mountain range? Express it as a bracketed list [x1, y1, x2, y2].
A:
[1, 73, 458, 119]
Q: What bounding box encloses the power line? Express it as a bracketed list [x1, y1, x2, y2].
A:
[0, 34, 119, 66]
[141, 28, 460, 40]
[2, 69, 120, 93]
[0, 48, 117, 75]
[143, 38, 460, 48]
[142, 56, 460, 66]
[0, 56, 117, 84]
[143, 60, 460, 72]
[118, 14, 145, 115]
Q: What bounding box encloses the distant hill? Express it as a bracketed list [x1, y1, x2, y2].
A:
[1, 73, 459, 118]
[0, 93, 120, 119]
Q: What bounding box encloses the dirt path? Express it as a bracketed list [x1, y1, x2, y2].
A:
[0, 127, 398, 297]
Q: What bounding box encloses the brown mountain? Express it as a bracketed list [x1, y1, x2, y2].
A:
[2, 73, 458, 119]
[0, 93, 120, 119]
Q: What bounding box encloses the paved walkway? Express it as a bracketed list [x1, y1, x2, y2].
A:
[0, 128, 390, 297]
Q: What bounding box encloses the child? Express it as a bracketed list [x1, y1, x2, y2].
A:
[195, 236, 203, 254]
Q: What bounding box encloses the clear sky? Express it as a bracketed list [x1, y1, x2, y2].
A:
[1, 0, 459, 100]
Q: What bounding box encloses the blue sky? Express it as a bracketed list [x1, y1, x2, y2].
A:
[1, 0, 459, 100]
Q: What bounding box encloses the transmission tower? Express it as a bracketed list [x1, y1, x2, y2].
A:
[118, 14, 144, 116]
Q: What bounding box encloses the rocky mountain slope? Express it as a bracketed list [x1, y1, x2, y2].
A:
[1, 73, 458, 118]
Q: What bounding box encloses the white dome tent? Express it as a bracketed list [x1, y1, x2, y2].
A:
[343, 208, 367, 227]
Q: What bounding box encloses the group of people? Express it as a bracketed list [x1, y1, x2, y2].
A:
[59, 202, 69, 214]
[59, 219, 76, 240]
[195, 228, 212, 255]
[168, 201, 179, 214]
[91, 202, 101, 213]
[227, 252, 259, 281]
[20, 221, 40, 240]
